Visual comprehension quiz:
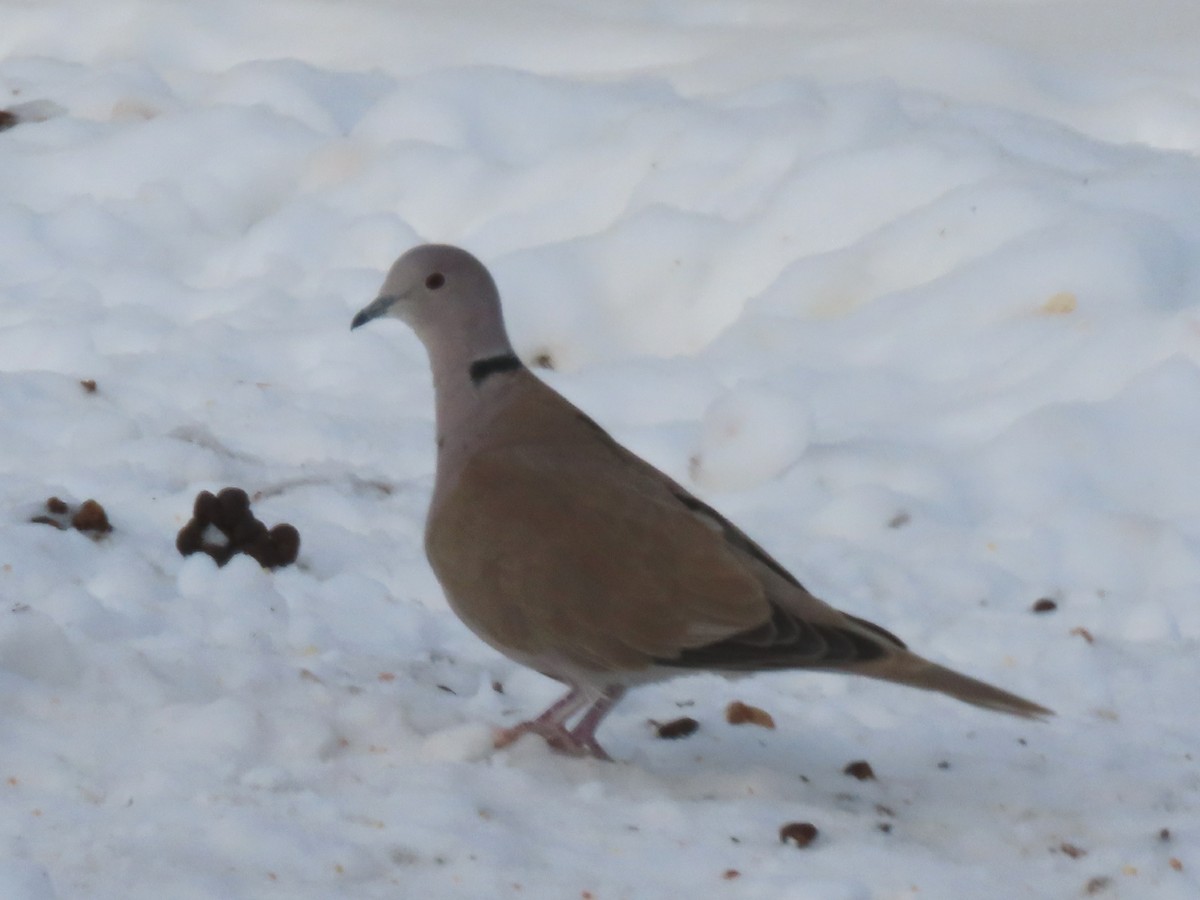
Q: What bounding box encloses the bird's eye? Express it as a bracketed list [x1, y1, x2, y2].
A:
[426, 272, 445, 290]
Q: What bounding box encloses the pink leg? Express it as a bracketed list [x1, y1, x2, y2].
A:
[567, 686, 626, 761]
[494, 684, 626, 760]
[493, 686, 588, 751]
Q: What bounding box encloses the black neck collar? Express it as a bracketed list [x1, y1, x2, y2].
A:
[469, 353, 522, 386]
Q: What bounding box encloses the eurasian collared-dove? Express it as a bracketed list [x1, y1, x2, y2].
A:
[352, 244, 1052, 760]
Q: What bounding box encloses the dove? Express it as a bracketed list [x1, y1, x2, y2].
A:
[351, 244, 1051, 760]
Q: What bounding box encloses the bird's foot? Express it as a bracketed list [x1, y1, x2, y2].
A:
[566, 728, 613, 761]
[492, 684, 623, 761]
[492, 721, 612, 761]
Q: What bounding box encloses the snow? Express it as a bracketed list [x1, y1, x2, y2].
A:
[1, 1, 1198, 897]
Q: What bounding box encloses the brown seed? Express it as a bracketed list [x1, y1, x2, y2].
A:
[269, 523, 300, 565]
[243, 535, 279, 568]
[1032, 597, 1058, 613]
[843, 760, 876, 781]
[721, 869, 740, 880]
[205, 543, 236, 567]
[180, 490, 300, 569]
[80, 379, 97, 393]
[725, 701, 775, 729]
[71, 499, 111, 533]
[193, 490, 220, 522]
[31, 496, 72, 528]
[654, 717, 700, 740]
[175, 519, 205, 555]
[1084, 876, 1110, 895]
[1070, 626, 1096, 644]
[1169, 858, 1182, 872]
[779, 822, 818, 848]
[0, 110, 16, 131]
[231, 517, 269, 548]
[1159, 827, 1171, 842]
[1059, 843, 1087, 859]
[215, 487, 250, 527]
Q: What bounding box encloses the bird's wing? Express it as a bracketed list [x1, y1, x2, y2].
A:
[426, 381, 899, 675]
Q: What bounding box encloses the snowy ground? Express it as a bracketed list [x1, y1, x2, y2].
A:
[2, 1, 1199, 897]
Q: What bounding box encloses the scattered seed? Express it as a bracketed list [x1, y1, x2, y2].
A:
[779, 822, 818, 848]
[725, 701, 775, 729]
[843, 760, 876, 781]
[1041, 291, 1077, 315]
[72, 499, 112, 534]
[1032, 598, 1057, 613]
[654, 717, 700, 740]
[177, 487, 300, 568]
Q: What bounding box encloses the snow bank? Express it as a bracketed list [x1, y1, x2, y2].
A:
[1, 1, 1198, 898]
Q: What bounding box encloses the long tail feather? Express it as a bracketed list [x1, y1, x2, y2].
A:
[859, 652, 1053, 719]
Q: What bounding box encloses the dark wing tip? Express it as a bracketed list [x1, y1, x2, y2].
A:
[655, 604, 889, 672]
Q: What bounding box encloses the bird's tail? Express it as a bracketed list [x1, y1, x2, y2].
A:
[857, 651, 1053, 719]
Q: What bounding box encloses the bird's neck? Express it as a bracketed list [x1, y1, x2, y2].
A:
[413, 296, 517, 440]
[428, 333, 519, 450]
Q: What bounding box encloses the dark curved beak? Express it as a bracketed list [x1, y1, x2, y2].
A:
[350, 295, 397, 330]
